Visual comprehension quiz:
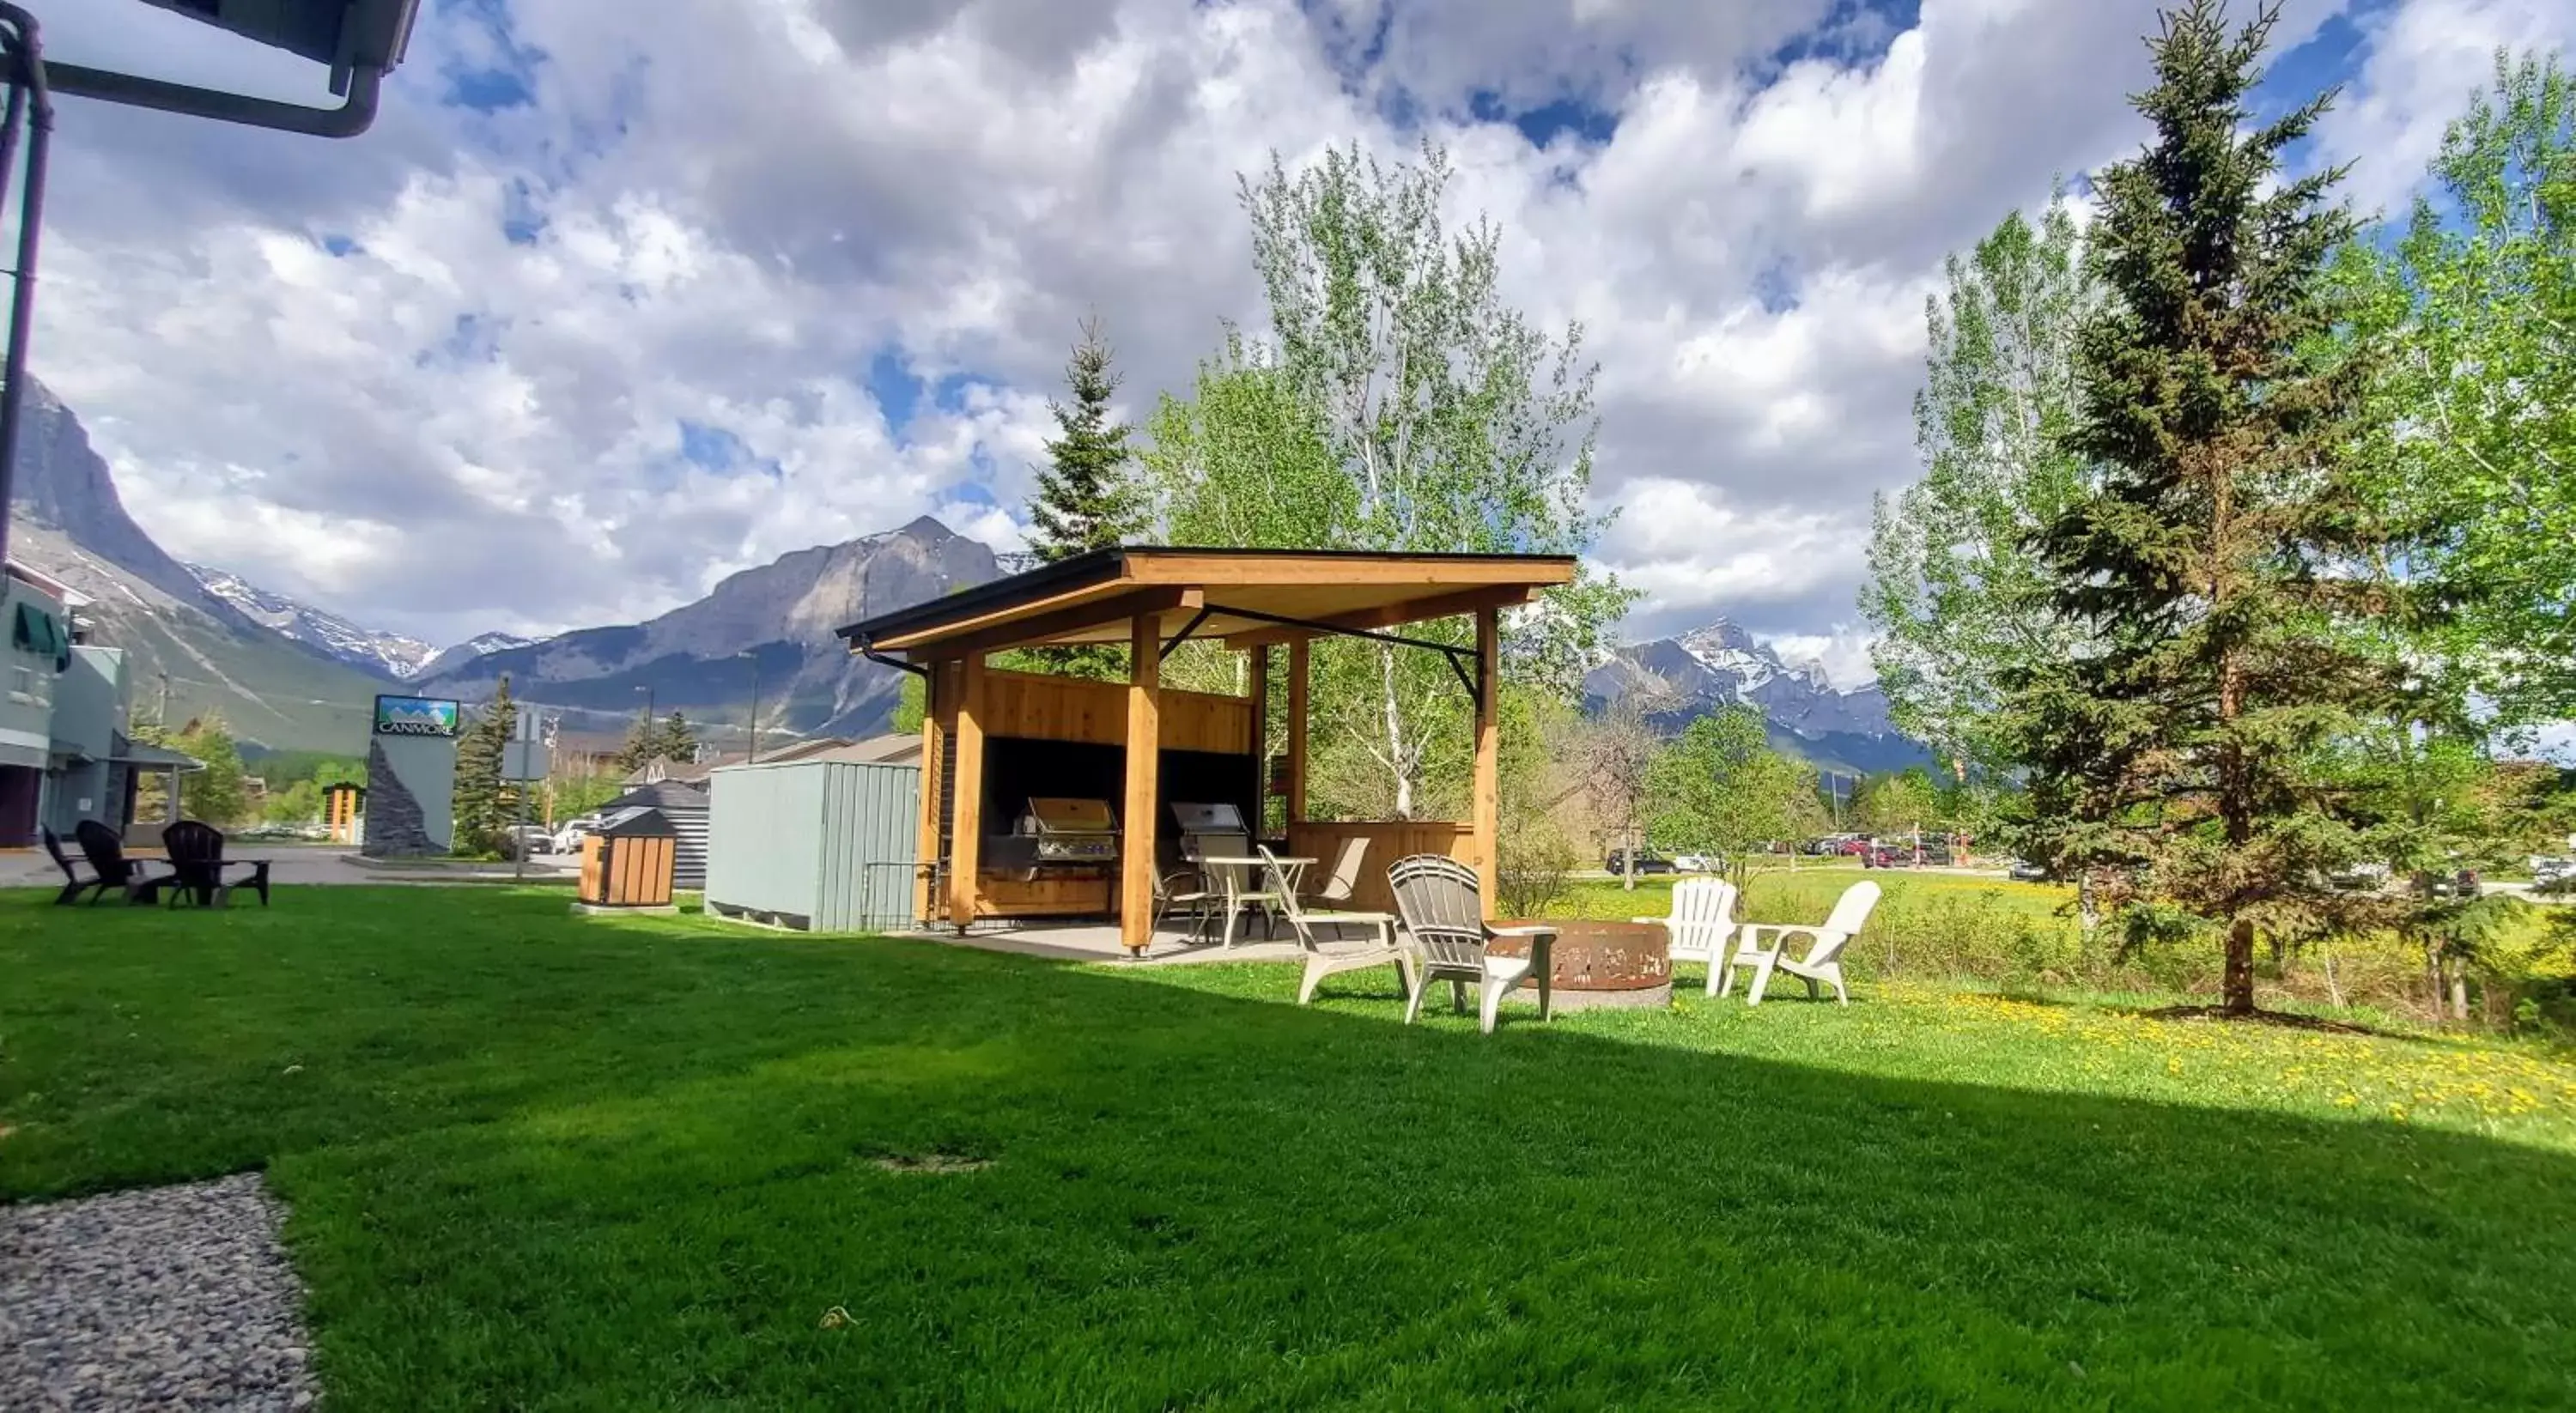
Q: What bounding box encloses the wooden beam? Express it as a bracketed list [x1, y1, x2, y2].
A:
[869, 574, 1136, 652]
[1249, 643, 1270, 835]
[1124, 550, 1578, 590]
[1218, 583, 1546, 649]
[1473, 606, 1500, 922]
[914, 661, 945, 925]
[947, 654, 987, 932]
[890, 586, 1200, 660]
[1286, 639, 1309, 826]
[1120, 615, 1162, 955]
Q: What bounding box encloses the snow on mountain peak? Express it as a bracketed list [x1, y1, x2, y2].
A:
[1674, 619, 1777, 688]
[185, 561, 435, 680]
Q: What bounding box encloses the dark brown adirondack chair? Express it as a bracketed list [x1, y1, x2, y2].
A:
[42, 826, 109, 905]
[70, 819, 176, 905]
[161, 820, 274, 908]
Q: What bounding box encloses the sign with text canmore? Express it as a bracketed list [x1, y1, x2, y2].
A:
[373, 694, 462, 737]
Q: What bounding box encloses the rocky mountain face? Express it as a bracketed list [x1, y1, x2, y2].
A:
[6, 379, 391, 752]
[186, 561, 436, 679]
[1587, 620, 1929, 775]
[412, 517, 998, 736]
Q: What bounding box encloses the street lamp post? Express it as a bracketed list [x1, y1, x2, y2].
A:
[738, 650, 762, 763]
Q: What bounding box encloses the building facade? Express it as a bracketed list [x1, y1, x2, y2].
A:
[2, 560, 191, 849]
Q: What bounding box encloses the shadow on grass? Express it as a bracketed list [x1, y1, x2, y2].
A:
[3, 888, 2572, 1410]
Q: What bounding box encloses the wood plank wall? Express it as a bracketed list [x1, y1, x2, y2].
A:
[980, 668, 1250, 755]
[1286, 820, 1479, 916]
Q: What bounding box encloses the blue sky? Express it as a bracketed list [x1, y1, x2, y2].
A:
[24, 0, 2576, 676]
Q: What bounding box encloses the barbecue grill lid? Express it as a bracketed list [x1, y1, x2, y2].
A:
[1170, 801, 1247, 833]
[1027, 797, 1116, 831]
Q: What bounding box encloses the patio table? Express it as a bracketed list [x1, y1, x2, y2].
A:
[1196, 856, 1316, 945]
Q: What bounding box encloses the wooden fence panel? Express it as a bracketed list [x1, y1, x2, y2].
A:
[1286, 820, 1479, 916]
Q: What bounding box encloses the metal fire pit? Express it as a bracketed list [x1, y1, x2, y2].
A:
[1488, 919, 1671, 1010]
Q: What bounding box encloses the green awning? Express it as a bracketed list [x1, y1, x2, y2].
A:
[11, 599, 65, 658]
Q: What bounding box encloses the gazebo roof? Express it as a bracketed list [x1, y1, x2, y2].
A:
[836, 545, 1578, 659]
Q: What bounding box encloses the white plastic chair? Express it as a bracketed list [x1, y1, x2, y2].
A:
[1261, 846, 1410, 1004]
[1636, 876, 1739, 996]
[1726, 881, 1880, 1006]
[1388, 854, 1551, 1034]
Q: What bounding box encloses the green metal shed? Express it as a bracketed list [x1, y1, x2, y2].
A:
[705, 757, 920, 933]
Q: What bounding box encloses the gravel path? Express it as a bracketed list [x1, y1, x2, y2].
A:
[1, 1173, 319, 1411]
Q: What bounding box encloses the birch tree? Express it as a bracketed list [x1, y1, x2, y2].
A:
[2342, 50, 2576, 725]
[1147, 141, 1630, 817]
[1863, 190, 2101, 776]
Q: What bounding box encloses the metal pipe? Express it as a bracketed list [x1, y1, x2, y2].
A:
[44, 60, 382, 139]
[0, 4, 46, 573]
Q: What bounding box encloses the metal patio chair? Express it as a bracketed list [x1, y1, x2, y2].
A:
[1258, 845, 1407, 1004]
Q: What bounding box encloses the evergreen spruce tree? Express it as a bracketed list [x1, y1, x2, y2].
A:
[1030, 315, 1145, 562]
[454, 676, 513, 852]
[1024, 316, 1147, 678]
[655, 711, 700, 766]
[2002, 0, 2412, 1016]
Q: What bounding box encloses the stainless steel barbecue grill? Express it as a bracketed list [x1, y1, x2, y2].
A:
[1024, 797, 1119, 866]
[1170, 801, 1250, 865]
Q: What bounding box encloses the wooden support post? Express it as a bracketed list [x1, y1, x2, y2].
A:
[947, 654, 987, 932]
[1249, 644, 1270, 835]
[1121, 615, 1162, 955]
[1473, 606, 1500, 921]
[914, 662, 945, 926]
[1286, 638, 1309, 826]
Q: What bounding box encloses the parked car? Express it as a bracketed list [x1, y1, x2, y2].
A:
[552, 816, 605, 855]
[1863, 836, 1955, 869]
[2327, 861, 2393, 892]
[502, 824, 556, 858]
[2534, 856, 2576, 891]
[1604, 849, 1679, 876]
[2415, 867, 2481, 901]
[1806, 834, 1863, 856]
[1669, 852, 1714, 873]
[2007, 858, 2052, 882]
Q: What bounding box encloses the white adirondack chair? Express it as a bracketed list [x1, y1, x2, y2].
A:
[1388, 853, 1551, 1034]
[1261, 846, 1410, 1004]
[1636, 876, 1739, 996]
[1726, 880, 1880, 1006]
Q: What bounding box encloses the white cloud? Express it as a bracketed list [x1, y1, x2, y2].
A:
[17, 0, 2560, 658]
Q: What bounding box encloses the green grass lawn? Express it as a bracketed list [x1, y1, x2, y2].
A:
[6, 888, 2575, 1409]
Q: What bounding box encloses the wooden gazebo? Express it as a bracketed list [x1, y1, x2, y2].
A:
[837, 547, 1578, 953]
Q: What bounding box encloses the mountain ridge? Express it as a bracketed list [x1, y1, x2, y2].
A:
[1587, 620, 1930, 775]
[185, 561, 436, 680]
[6, 379, 393, 751]
[410, 516, 999, 735]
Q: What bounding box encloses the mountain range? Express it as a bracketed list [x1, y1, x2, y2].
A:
[1586, 621, 1930, 775]
[185, 561, 438, 679]
[11, 379, 1928, 768]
